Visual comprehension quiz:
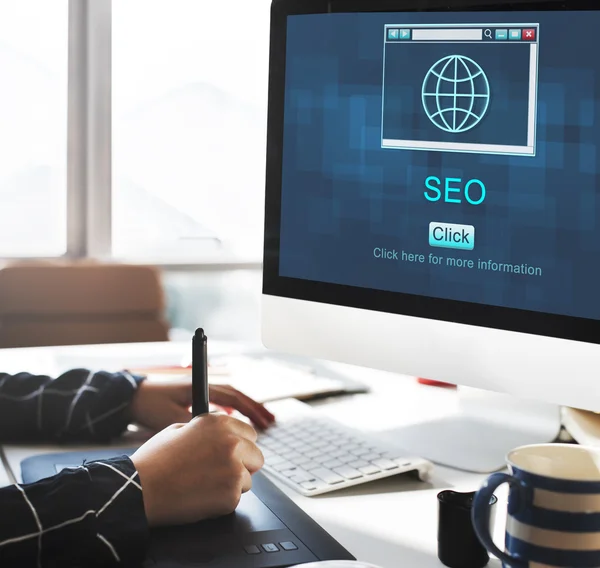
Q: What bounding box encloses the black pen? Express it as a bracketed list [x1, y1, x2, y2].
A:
[192, 328, 210, 417]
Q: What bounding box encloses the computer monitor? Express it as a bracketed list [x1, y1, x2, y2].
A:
[261, 0, 600, 472]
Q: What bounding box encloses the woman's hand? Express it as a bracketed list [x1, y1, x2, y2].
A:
[130, 378, 275, 432]
[132, 413, 264, 526]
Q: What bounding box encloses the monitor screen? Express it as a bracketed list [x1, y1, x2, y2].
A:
[274, 10, 600, 327]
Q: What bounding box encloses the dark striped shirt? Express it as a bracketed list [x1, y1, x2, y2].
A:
[0, 370, 148, 566]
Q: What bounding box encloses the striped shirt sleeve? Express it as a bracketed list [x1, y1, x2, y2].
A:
[0, 456, 148, 567]
[0, 369, 145, 443]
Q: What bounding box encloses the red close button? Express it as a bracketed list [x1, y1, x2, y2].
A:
[523, 28, 536, 40]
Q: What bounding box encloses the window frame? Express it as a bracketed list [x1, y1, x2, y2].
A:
[0, 0, 262, 270]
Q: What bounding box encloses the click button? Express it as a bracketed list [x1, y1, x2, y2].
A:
[429, 222, 475, 251]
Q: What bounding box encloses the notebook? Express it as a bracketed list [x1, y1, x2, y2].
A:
[131, 352, 369, 404]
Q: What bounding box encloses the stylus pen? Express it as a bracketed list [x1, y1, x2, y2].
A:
[192, 328, 210, 417]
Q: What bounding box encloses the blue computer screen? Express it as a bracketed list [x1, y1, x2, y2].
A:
[278, 11, 600, 320]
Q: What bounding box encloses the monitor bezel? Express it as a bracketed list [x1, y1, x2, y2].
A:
[263, 0, 600, 346]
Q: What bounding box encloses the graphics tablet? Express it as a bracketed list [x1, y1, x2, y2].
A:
[21, 449, 354, 567]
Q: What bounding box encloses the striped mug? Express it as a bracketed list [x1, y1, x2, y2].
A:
[472, 444, 600, 568]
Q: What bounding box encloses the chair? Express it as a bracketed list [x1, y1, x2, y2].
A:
[0, 261, 170, 348]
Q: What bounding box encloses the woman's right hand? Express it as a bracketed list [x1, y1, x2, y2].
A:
[131, 413, 264, 527]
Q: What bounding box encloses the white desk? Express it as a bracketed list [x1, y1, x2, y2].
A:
[0, 342, 505, 568]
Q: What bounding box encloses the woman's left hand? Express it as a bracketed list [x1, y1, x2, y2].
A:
[130, 377, 276, 432]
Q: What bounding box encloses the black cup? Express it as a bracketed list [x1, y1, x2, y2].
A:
[437, 490, 497, 568]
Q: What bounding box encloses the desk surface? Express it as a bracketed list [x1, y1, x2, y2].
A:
[0, 341, 505, 568]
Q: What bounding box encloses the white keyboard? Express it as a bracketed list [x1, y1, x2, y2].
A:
[258, 400, 433, 496]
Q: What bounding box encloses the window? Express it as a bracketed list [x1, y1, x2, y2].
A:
[112, 0, 271, 262]
[382, 23, 539, 156]
[0, 1, 68, 257]
[0, 0, 268, 264]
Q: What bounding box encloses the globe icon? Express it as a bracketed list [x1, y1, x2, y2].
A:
[421, 55, 491, 133]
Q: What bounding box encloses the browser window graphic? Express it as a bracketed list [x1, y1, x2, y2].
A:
[381, 23, 540, 156]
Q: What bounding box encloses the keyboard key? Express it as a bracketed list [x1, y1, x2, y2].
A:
[306, 449, 322, 459]
[244, 545, 261, 555]
[310, 468, 345, 485]
[358, 465, 382, 475]
[280, 541, 298, 551]
[293, 455, 312, 466]
[372, 458, 400, 471]
[279, 450, 299, 460]
[262, 544, 279, 553]
[302, 461, 320, 471]
[349, 460, 369, 469]
[323, 459, 343, 469]
[267, 456, 286, 466]
[330, 449, 347, 458]
[379, 450, 398, 457]
[301, 481, 319, 491]
[312, 452, 330, 461]
[290, 446, 303, 461]
[273, 461, 295, 472]
[333, 466, 363, 480]
[281, 468, 299, 477]
[349, 447, 367, 456]
[290, 471, 315, 483]
[339, 455, 357, 464]
[360, 453, 382, 462]
[382, 452, 411, 464]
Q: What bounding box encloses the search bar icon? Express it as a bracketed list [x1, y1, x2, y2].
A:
[484, 29, 493, 39]
[412, 28, 483, 41]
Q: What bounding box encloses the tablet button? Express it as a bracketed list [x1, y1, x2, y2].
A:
[262, 543, 279, 553]
[244, 545, 261, 555]
[280, 541, 298, 551]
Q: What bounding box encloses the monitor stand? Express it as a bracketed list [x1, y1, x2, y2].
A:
[385, 387, 562, 473]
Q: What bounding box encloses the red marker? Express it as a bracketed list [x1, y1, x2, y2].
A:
[417, 378, 456, 388]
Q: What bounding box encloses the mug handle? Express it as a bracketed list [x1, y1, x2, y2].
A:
[471, 472, 529, 568]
